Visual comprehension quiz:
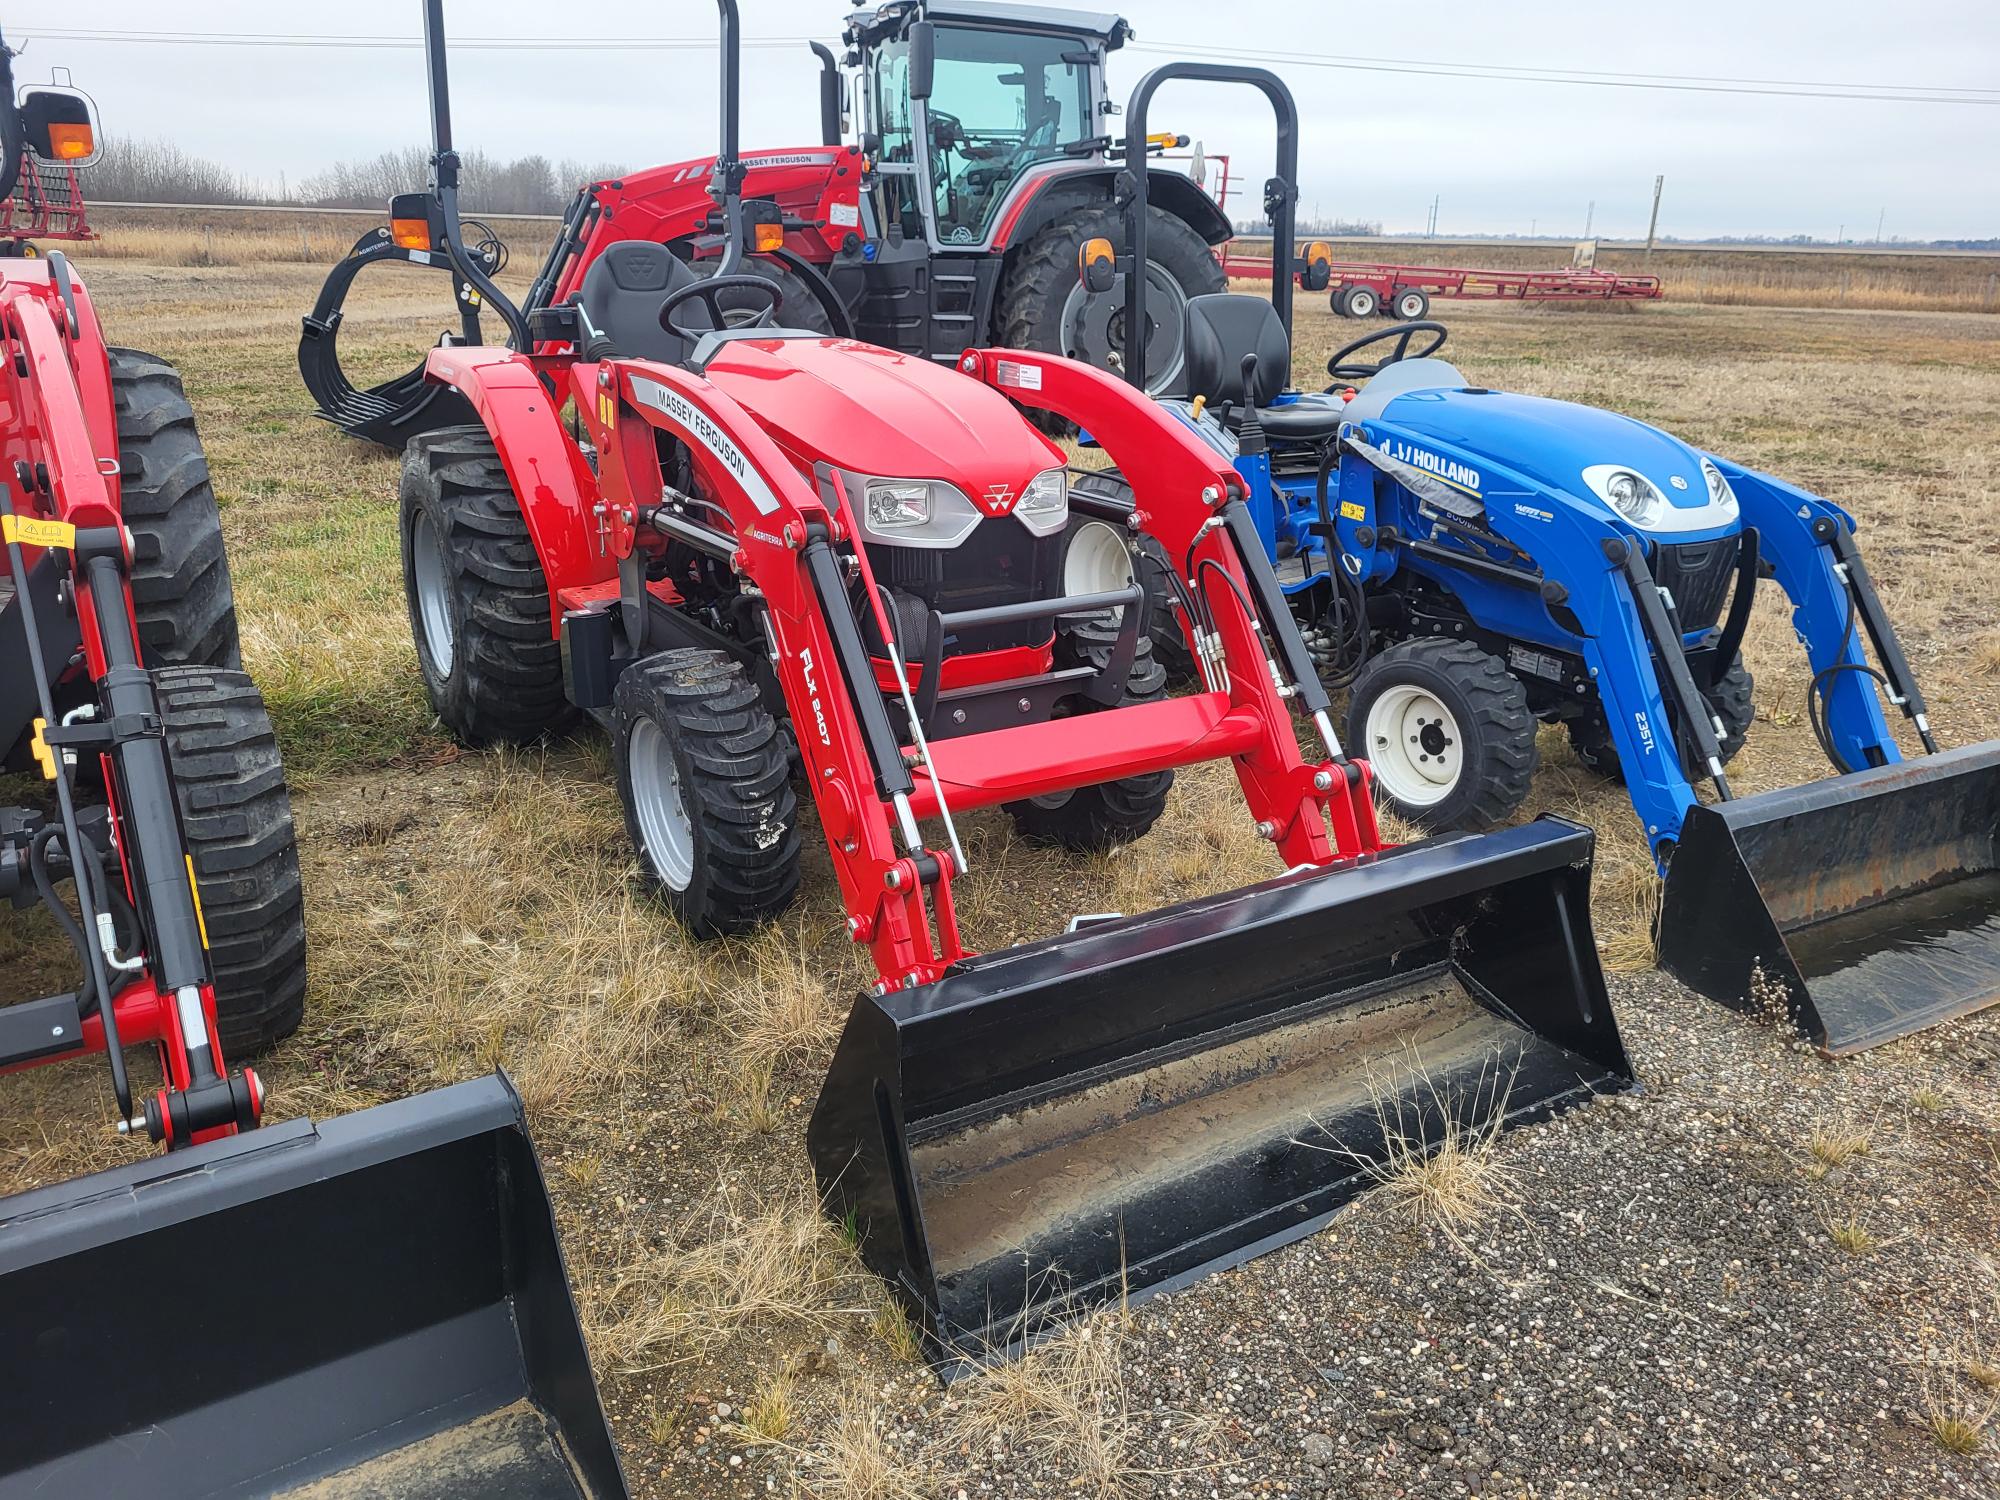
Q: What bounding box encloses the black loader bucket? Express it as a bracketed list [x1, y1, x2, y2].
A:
[1659, 739, 2000, 1056]
[0, 1074, 626, 1499]
[810, 818, 1632, 1367]
[298, 225, 482, 449]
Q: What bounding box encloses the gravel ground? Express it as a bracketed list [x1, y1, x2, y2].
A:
[730, 971, 2000, 1499]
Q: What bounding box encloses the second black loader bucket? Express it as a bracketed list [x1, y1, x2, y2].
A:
[1659, 739, 2000, 1056]
[810, 818, 1634, 1366]
[0, 1073, 626, 1499]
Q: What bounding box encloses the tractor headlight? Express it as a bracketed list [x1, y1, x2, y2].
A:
[1581, 464, 1665, 528]
[1700, 457, 1739, 518]
[865, 480, 932, 530]
[850, 475, 981, 549]
[1014, 467, 1069, 537]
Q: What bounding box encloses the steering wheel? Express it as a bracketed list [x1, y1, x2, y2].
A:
[657, 275, 784, 339]
[929, 109, 966, 150]
[1324, 320, 1449, 386]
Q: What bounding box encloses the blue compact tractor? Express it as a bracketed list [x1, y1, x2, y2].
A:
[1071, 65, 2000, 1055]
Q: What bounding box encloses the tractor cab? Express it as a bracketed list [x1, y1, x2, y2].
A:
[845, 2, 1124, 253]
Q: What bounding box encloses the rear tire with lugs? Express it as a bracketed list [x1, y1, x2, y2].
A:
[111, 348, 240, 670]
[157, 665, 307, 1057]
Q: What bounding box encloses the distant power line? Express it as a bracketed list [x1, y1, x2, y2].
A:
[23, 26, 2000, 106]
[1125, 40, 2000, 105]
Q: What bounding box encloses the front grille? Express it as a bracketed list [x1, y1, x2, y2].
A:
[867, 520, 1063, 653]
[1652, 538, 1737, 633]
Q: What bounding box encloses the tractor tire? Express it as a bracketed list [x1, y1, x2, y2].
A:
[400, 425, 575, 746]
[1338, 284, 1380, 320]
[1067, 468, 1196, 683]
[1567, 653, 1755, 783]
[110, 348, 240, 670]
[612, 648, 800, 937]
[697, 253, 838, 333]
[1004, 619, 1174, 851]
[996, 204, 1225, 422]
[1390, 287, 1431, 321]
[157, 665, 307, 1058]
[1345, 638, 1538, 832]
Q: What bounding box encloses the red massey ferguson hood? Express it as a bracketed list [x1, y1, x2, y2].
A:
[698, 337, 1065, 513]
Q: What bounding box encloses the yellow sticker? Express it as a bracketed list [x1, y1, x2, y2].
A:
[1339, 500, 1366, 521]
[29, 717, 55, 781]
[597, 392, 616, 428]
[1, 514, 76, 549]
[185, 855, 210, 950]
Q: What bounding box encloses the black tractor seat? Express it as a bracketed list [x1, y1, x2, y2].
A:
[576, 241, 716, 366]
[1183, 292, 1345, 444]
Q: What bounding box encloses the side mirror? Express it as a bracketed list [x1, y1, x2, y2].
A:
[908, 21, 935, 102]
[21, 88, 100, 167]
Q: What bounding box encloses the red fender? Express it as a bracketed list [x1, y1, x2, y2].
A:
[422, 345, 614, 630]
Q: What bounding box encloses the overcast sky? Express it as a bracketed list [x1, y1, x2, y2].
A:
[23, 1, 2000, 240]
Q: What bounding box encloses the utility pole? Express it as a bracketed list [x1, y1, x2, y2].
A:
[1427, 194, 1439, 237]
[1837, 223, 1844, 245]
[1584, 199, 1595, 238]
[1643, 175, 1664, 261]
[1874, 208, 1886, 245]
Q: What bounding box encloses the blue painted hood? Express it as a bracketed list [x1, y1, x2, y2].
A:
[1364, 386, 1725, 530]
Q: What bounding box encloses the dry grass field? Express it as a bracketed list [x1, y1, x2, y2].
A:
[3, 236, 1999, 1497]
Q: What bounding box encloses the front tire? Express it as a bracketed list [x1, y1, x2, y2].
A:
[111, 348, 240, 670]
[1345, 639, 1537, 831]
[612, 649, 800, 937]
[1005, 620, 1174, 851]
[400, 425, 575, 746]
[1567, 654, 1754, 782]
[157, 666, 307, 1058]
[1068, 469, 1196, 683]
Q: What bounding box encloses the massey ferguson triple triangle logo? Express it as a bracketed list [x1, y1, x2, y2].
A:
[982, 483, 1014, 514]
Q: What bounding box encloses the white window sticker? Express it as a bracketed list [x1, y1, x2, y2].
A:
[828, 200, 860, 229]
[995, 359, 1043, 391]
[627, 376, 782, 516]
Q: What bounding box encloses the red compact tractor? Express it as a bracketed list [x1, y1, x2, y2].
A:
[0, 52, 626, 1499]
[301, 0, 1267, 448]
[387, 0, 1634, 1365]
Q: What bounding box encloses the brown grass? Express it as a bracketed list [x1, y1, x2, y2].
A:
[789, 1398, 926, 1500]
[1307, 1052, 1523, 1250]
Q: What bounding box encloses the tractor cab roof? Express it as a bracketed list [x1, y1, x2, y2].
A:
[845, 1, 1129, 52]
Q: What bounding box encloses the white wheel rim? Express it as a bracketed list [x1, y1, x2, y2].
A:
[628, 718, 696, 891]
[412, 513, 455, 676]
[1399, 293, 1424, 318]
[1063, 520, 1136, 618]
[1349, 289, 1377, 317]
[1363, 684, 1463, 809]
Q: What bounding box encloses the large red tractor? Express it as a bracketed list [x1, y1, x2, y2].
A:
[386, 0, 1634, 1365]
[301, 0, 1247, 447]
[0, 48, 626, 1499]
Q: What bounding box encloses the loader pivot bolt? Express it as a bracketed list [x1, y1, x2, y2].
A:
[1201, 485, 1222, 506]
[1313, 769, 1334, 791]
[1255, 819, 1277, 839]
[885, 866, 905, 891]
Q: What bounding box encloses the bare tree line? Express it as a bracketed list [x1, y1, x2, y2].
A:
[81, 135, 625, 215]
